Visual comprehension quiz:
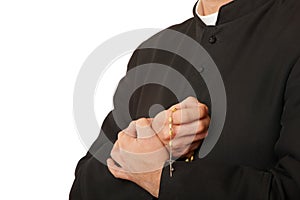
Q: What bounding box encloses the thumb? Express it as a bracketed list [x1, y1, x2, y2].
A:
[136, 118, 156, 139]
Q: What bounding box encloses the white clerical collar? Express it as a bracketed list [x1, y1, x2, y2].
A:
[195, 0, 219, 26]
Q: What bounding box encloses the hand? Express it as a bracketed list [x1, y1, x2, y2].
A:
[107, 118, 168, 197]
[152, 96, 210, 158]
[107, 96, 210, 197]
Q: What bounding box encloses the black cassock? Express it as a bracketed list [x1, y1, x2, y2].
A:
[70, 0, 300, 199]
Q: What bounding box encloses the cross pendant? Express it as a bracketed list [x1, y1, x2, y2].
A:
[168, 159, 174, 177]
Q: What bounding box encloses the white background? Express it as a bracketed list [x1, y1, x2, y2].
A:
[0, 0, 196, 199]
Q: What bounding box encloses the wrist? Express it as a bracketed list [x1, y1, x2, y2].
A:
[139, 169, 163, 198]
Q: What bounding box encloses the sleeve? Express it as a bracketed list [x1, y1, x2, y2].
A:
[69, 50, 155, 200]
[158, 58, 300, 199]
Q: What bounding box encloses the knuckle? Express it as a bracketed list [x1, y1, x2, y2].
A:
[151, 117, 159, 132]
[111, 151, 117, 161]
[117, 131, 124, 140]
[136, 117, 148, 125]
[154, 124, 164, 135]
[113, 171, 120, 178]
[110, 149, 115, 157]
[172, 111, 180, 124]
[172, 141, 180, 150]
[173, 152, 180, 158]
[203, 131, 209, 138]
[172, 147, 181, 156]
[203, 120, 209, 130]
[177, 109, 187, 123]
[163, 130, 170, 141]
[185, 110, 191, 122]
[198, 130, 208, 140]
[198, 121, 205, 132]
[198, 105, 206, 117]
[163, 110, 170, 125]
[155, 110, 168, 126]
[182, 148, 189, 156]
[172, 125, 178, 136]
[186, 96, 198, 103]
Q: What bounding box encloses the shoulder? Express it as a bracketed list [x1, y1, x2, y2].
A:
[139, 17, 195, 45]
[133, 17, 195, 52]
[127, 17, 196, 69]
[135, 17, 196, 51]
[166, 17, 195, 32]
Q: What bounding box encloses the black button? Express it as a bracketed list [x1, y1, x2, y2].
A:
[209, 35, 217, 44]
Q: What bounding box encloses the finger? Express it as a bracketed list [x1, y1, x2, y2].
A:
[153, 103, 208, 128]
[154, 122, 176, 143]
[118, 131, 136, 145]
[152, 109, 170, 134]
[152, 97, 208, 132]
[118, 131, 150, 156]
[172, 131, 208, 148]
[110, 141, 127, 169]
[119, 126, 165, 154]
[136, 118, 156, 139]
[173, 141, 202, 158]
[155, 120, 200, 144]
[172, 104, 208, 124]
[151, 107, 194, 134]
[123, 121, 137, 138]
[171, 96, 201, 110]
[157, 117, 209, 144]
[173, 118, 209, 137]
[107, 158, 129, 179]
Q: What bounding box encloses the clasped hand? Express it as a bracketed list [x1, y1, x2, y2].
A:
[107, 96, 210, 197]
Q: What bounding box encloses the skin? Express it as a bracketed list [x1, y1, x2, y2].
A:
[198, 0, 234, 15]
[107, 97, 210, 197]
[107, 1, 234, 197]
[108, 118, 168, 197]
[151, 97, 210, 158]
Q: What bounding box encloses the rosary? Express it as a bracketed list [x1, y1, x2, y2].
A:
[168, 106, 177, 177]
[168, 106, 194, 177]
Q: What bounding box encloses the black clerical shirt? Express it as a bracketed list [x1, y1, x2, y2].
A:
[70, 0, 300, 199]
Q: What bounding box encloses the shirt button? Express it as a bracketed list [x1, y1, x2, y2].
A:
[209, 35, 217, 44]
